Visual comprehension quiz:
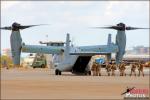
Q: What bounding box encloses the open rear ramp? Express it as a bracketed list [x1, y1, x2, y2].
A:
[72, 56, 92, 73]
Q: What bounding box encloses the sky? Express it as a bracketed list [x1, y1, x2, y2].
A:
[1, 1, 149, 54]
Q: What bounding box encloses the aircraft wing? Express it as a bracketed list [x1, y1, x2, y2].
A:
[70, 44, 118, 56]
[21, 44, 118, 56]
[21, 44, 64, 54]
[78, 44, 118, 52]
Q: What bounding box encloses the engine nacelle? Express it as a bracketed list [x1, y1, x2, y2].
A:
[115, 30, 126, 64]
[10, 31, 22, 66]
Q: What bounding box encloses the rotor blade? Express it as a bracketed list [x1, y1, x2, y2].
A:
[0, 26, 12, 30]
[126, 27, 150, 30]
[91, 26, 122, 30]
[19, 24, 48, 29]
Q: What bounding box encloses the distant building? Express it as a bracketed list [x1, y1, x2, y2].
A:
[133, 46, 149, 54]
[2, 48, 12, 58]
[126, 46, 149, 55]
[21, 54, 35, 68]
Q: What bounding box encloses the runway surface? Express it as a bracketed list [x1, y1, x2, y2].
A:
[1, 68, 149, 99]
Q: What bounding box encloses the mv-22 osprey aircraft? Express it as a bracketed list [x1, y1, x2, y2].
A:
[1, 22, 149, 75]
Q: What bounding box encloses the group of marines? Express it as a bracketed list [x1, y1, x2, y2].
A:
[91, 61, 145, 76]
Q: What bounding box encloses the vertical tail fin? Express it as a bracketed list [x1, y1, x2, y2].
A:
[107, 34, 112, 62]
[66, 33, 70, 48]
[107, 34, 112, 45]
[64, 33, 70, 58]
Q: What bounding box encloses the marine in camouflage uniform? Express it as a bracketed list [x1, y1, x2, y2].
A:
[137, 62, 144, 77]
[91, 62, 97, 76]
[105, 63, 112, 76]
[119, 63, 126, 76]
[96, 64, 101, 76]
[111, 63, 117, 76]
[91, 62, 101, 76]
[130, 63, 137, 76]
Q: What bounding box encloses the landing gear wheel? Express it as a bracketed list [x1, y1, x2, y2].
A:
[85, 71, 91, 75]
[55, 69, 59, 75]
[88, 71, 91, 75]
[59, 71, 61, 75]
[55, 69, 61, 75]
[41, 64, 44, 68]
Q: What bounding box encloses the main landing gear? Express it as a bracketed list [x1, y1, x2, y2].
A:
[85, 71, 91, 75]
[55, 69, 61, 75]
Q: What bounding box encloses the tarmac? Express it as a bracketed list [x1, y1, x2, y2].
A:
[1, 67, 149, 99]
